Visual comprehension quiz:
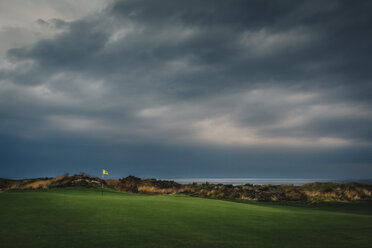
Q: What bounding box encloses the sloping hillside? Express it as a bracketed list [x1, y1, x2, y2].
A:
[0, 173, 104, 190]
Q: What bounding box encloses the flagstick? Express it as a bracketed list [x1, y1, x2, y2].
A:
[102, 173, 104, 196]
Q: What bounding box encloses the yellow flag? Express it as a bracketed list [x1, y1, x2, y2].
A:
[102, 169, 109, 175]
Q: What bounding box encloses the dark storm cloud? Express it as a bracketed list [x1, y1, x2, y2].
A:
[1, 0, 372, 178]
[8, 20, 108, 73]
[109, 0, 372, 83]
[6, 0, 372, 95]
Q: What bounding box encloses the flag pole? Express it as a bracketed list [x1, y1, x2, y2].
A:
[102, 169, 108, 196]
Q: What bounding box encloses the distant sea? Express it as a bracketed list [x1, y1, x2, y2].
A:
[171, 178, 372, 186]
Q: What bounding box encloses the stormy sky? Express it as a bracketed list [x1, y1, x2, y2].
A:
[1, 0, 372, 179]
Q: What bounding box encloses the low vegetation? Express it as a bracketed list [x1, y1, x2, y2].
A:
[1, 174, 371, 202]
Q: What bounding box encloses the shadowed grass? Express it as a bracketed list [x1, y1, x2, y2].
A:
[1, 188, 371, 248]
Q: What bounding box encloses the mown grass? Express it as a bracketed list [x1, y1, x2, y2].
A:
[1, 188, 371, 248]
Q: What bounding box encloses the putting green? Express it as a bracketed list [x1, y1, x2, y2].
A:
[1, 188, 371, 248]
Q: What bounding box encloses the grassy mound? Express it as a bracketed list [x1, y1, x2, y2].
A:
[1, 188, 371, 248]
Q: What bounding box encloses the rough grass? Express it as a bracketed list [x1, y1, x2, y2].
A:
[2, 175, 372, 202]
[1, 188, 372, 248]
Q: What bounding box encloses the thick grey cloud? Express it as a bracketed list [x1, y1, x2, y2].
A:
[0, 0, 372, 178]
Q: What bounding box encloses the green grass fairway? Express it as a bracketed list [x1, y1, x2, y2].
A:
[1, 188, 371, 248]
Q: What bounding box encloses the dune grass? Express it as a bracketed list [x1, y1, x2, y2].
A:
[1, 188, 371, 248]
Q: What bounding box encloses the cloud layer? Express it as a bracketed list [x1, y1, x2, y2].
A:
[1, 0, 372, 178]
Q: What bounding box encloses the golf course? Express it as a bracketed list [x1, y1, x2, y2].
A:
[1, 188, 371, 248]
